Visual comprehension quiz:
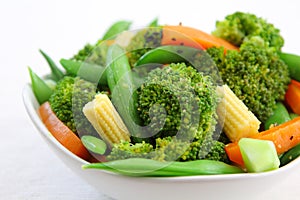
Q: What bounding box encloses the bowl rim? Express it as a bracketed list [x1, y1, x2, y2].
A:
[22, 83, 300, 182]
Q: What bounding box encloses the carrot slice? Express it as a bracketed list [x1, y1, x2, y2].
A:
[39, 102, 92, 161]
[162, 25, 238, 51]
[225, 116, 300, 166]
[285, 80, 300, 115]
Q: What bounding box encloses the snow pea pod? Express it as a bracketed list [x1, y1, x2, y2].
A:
[279, 52, 300, 82]
[264, 102, 291, 130]
[82, 158, 244, 177]
[106, 44, 143, 140]
[39, 49, 64, 81]
[59, 59, 107, 85]
[102, 20, 132, 40]
[28, 67, 53, 104]
[134, 45, 201, 67]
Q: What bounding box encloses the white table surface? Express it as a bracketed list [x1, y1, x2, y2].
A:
[1, 0, 300, 199]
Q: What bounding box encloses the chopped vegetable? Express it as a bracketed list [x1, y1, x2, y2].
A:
[238, 138, 280, 172]
[28, 67, 53, 104]
[48, 76, 97, 135]
[83, 93, 131, 147]
[81, 135, 107, 155]
[225, 116, 300, 166]
[264, 102, 291, 130]
[279, 52, 300, 82]
[82, 158, 244, 177]
[285, 80, 300, 115]
[39, 102, 92, 161]
[162, 25, 238, 51]
[280, 143, 300, 166]
[102, 20, 132, 40]
[207, 40, 290, 122]
[212, 11, 284, 51]
[39, 49, 64, 81]
[216, 85, 261, 142]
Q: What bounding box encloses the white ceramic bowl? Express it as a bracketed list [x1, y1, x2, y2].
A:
[23, 83, 300, 200]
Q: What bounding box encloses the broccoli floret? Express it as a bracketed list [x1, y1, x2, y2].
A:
[107, 141, 154, 161]
[207, 41, 290, 122]
[126, 27, 162, 66]
[107, 136, 229, 163]
[71, 40, 110, 66]
[212, 11, 284, 51]
[137, 63, 218, 141]
[49, 76, 98, 135]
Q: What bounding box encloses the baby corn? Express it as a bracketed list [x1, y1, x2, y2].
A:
[217, 85, 261, 142]
[83, 93, 131, 147]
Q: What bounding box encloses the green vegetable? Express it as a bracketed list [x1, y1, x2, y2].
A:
[102, 20, 132, 40]
[135, 45, 205, 66]
[81, 135, 107, 155]
[207, 40, 290, 122]
[126, 27, 162, 66]
[264, 102, 291, 130]
[280, 143, 300, 166]
[238, 138, 280, 173]
[279, 52, 300, 82]
[60, 58, 107, 85]
[82, 158, 243, 177]
[106, 44, 142, 140]
[212, 11, 284, 51]
[289, 113, 299, 120]
[148, 17, 159, 27]
[49, 76, 97, 135]
[39, 49, 65, 81]
[107, 136, 228, 163]
[137, 62, 218, 140]
[28, 67, 53, 104]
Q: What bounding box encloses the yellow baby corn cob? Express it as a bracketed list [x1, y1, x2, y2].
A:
[83, 93, 131, 147]
[216, 85, 261, 142]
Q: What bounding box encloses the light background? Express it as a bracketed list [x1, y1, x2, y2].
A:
[1, 0, 300, 199]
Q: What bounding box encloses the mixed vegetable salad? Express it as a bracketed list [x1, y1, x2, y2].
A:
[28, 11, 300, 177]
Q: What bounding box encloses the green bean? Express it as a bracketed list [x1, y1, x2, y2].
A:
[102, 20, 132, 40]
[59, 59, 107, 85]
[82, 158, 244, 177]
[264, 102, 291, 130]
[289, 113, 299, 120]
[39, 49, 64, 81]
[280, 143, 300, 166]
[279, 52, 300, 82]
[28, 67, 53, 104]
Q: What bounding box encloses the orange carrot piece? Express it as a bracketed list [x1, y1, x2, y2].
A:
[162, 25, 238, 51]
[39, 102, 92, 161]
[285, 80, 300, 115]
[225, 116, 300, 166]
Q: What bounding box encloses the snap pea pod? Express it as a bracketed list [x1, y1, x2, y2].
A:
[39, 49, 64, 81]
[264, 102, 291, 130]
[102, 20, 132, 40]
[82, 158, 244, 177]
[59, 59, 107, 85]
[134, 45, 201, 67]
[148, 17, 159, 27]
[279, 52, 300, 82]
[28, 67, 53, 104]
[280, 143, 300, 166]
[289, 113, 299, 120]
[106, 44, 143, 140]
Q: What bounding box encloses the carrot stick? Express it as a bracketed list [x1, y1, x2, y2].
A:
[225, 116, 300, 166]
[285, 80, 300, 115]
[39, 102, 93, 161]
[162, 25, 238, 51]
